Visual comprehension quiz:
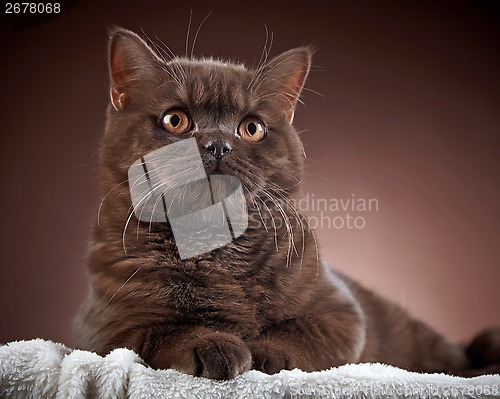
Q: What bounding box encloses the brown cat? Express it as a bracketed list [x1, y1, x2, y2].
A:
[75, 27, 500, 380]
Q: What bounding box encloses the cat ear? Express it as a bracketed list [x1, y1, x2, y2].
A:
[108, 27, 162, 111]
[258, 47, 312, 124]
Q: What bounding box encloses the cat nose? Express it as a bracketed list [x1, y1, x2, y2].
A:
[205, 141, 231, 160]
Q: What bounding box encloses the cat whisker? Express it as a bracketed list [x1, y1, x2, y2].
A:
[134, 35, 187, 86]
[250, 53, 300, 94]
[256, 26, 271, 71]
[159, 63, 184, 89]
[306, 216, 320, 277]
[152, 35, 188, 85]
[248, 25, 273, 92]
[253, 85, 306, 107]
[260, 189, 296, 268]
[141, 180, 170, 235]
[161, 178, 193, 217]
[142, 31, 172, 65]
[122, 174, 177, 251]
[141, 174, 194, 234]
[138, 28, 175, 68]
[70, 162, 98, 168]
[234, 158, 302, 192]
[106, 267, 141, 306]
[169, 58, 189, 85]
[185, 9, 192, 58]
[122, 188, 158, 251]
[302, 86, 324, 97]
[98, 179, 129, 226]
[255, 196, 279, 252]
[235, 161, 310, 267]
[152, 35, 176, 62]
[251, 196, 269, 233]
[238, 167, 300, 268]
[190, 11, 212, 59]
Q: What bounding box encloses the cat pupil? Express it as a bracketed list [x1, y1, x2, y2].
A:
[248, 122, 257, 135]
[171, 114, 180, 127]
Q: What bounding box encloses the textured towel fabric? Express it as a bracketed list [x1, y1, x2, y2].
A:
[0, 339, 499, 398]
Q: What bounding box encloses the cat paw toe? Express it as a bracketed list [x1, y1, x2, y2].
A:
[250, 341, 303, 375]
[172, 332, 252, 380]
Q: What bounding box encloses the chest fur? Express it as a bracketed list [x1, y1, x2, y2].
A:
[159, 266, 261, 336]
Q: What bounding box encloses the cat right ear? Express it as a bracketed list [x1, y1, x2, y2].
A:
[257, 47, 313, 124]
[108, 27, 162, 111]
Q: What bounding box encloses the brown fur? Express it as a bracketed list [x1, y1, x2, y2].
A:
[75, 28, 500, 380]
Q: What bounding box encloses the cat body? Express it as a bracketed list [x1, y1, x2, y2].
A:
[75, 28, 499, 379]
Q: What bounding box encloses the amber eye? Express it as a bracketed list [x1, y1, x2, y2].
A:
[238, 117, 267, 142]
[161, 109, 192, 134]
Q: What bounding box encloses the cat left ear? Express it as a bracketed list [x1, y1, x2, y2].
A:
[108, 27, 163, 111]
[258, 47, 312, 124]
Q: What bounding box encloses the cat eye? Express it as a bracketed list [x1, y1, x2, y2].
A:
[161, 109, 192, 135]
[238, 117, 267, 142]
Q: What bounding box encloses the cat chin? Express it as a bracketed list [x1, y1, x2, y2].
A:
[203, 161, 232, 176]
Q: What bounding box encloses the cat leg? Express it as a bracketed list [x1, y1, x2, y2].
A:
[249, 312, 365, 374]
[392, 321, 500, 376]
[137, 326, 252, 380]
[354, 289, 469, 374]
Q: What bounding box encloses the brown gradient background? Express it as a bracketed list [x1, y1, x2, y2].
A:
[1, 0, 499, 348]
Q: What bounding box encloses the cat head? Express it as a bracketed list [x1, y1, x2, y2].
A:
[101, 28, 312, 206]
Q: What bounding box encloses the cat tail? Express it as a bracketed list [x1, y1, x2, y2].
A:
[458, 327, 500, 376]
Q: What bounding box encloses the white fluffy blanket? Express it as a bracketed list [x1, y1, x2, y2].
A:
[0, 339, 499, 398]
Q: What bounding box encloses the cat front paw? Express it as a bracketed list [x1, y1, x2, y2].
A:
[250, 340, 310, 375]
[171, 332, 252, 380]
